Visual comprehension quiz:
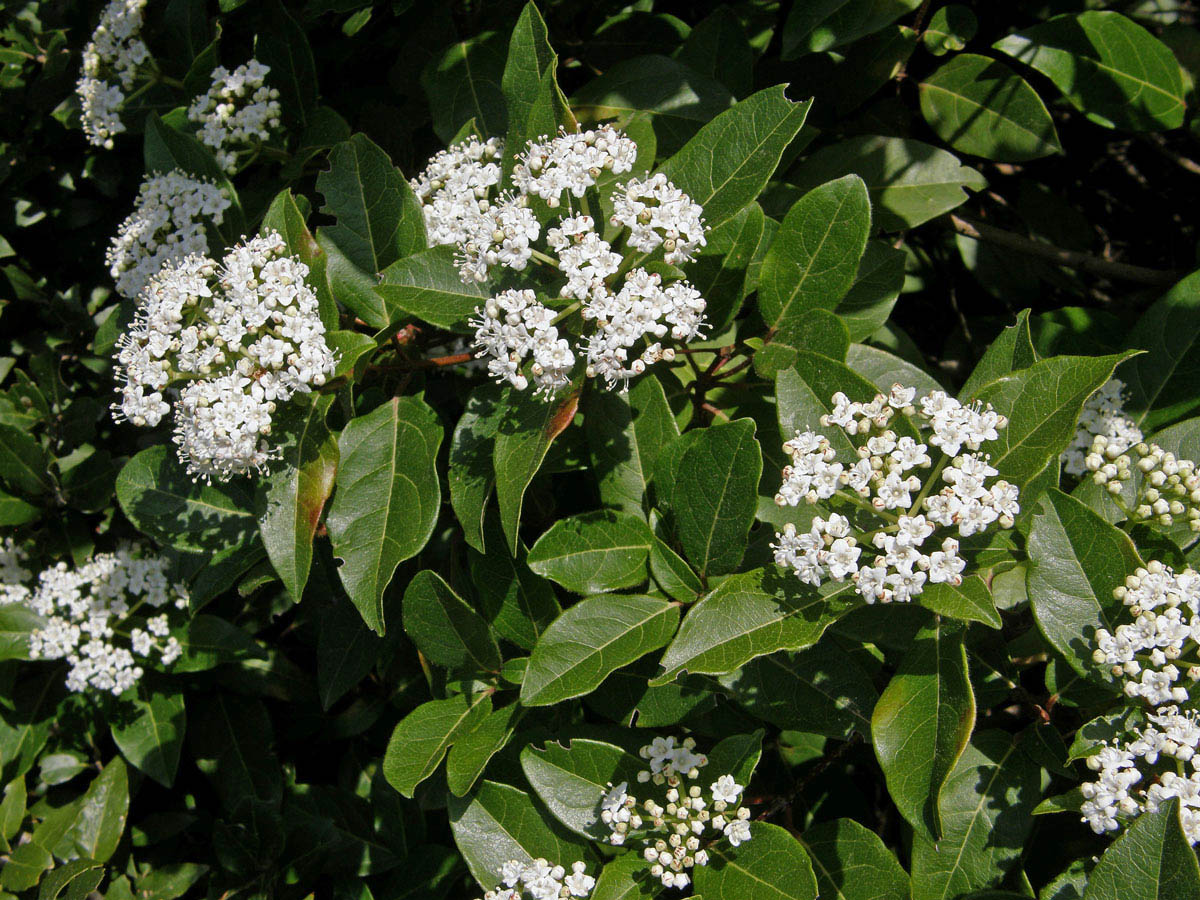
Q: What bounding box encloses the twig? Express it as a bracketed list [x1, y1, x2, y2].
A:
[1144, 133, 1200, 177]
[756, 734, 864, 823]
[945, 212, 1182, 286]
[371, 352, 473, 371]
[700, 401, 729, 422]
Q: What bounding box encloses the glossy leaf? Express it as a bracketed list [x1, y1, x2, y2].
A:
[383, 693, 492, 799]
[693, 821, 818, 900]
[522, 594, 680, 706]
[110, 682, 186, 788]
[376, 245, 491, 332]
[1082, 798, 1200, 899]
[872, 618, 976, 840]
[423, 32, 508, 143]
[920, 55, 1061, 162]
[527, 510, 653, 595]
[799, 818, 911, 900]
[520, 738, 642, 838]
[1124, 270, 1200, 430]
[327, 397, 443, 634]
[446, 703, 521, 797]
[402, 570, 501, 672]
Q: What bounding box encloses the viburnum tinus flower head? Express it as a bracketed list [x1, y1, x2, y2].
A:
[1085, 437, 1200, 532]
[476, 858, 595, 900]
[598, 736, 752, 890]
[111, 231, 337, 482]
[107, 170, 232, 300]
[413, 125, 709, 399]
[3, 544, 187, 696]
[187, 60, 281, 174]
[76, 0, 150, 148]
[771, 386, 1017, 604]
[1062, 378, 1143, 477]
[1082, 564, 1200, 844]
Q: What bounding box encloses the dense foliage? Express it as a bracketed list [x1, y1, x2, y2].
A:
[3, 1, 1200, 898]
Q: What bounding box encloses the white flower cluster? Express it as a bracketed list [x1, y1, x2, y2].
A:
[410, 136, 506, 248]
[772, 387, 1018, 604]
[76, 0, 149, 148]
[1062, 379, 1143, 477]
[411, 126, 708, 398]
[187, 60, 281, 174]
[107, 170, 232, 300]
[1093, 563, 1200, 705]
[0, 537, 32, 607]
[1086, 437, 1200, 532]
[1082, 562, 1200, 843]
[599, 736, 752, 890]
[1080, 706, 1200, 843]
[476, 859, 594, 900]
[4, 546, 186, 696]
[112, 232, 338, 482]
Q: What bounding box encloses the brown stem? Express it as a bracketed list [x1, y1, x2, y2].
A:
[945, 212, 1182, 286]
[701, 401, 730, 422]
[371, 352, 473, 372]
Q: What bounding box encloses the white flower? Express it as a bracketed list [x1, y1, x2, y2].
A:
[111, 232, 337, 481]
[610, 172, 707, 264]
[710, 775, 742, 805]
[774, 386, 1016, 605]
[1063, 379, 1142, 477]
[723, 819, 752, 847]
[107, 170, 231, 299]
[18, 545, 188, 696]
[187, 60, 281, 173]
[77, 0, 149, 148]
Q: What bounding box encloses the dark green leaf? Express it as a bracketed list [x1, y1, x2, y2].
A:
[327, 397, 443, 634]
[376, 246, 490, 332]
[423, 32, 508, 143]
[527, 511, 653, 595]
[920, 576, 1002, 629]
[0, 423, 53, 496]
[110, 683, 186, 787]
[693, 821, 818, 900]
[383, 693, 491, 799]
[521, 594, 680, 706]
[446, 703, 521, 797]
[1124, 270, 1200, 430]
[402, 570, 501, 672]
[470, 512, 561, 650]
[872, 617, 975, 840]
[799, 818, 911, 900]
[1082, 798, 1200, 899]
[520, 739, 642, 838]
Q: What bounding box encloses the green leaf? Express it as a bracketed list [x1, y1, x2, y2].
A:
[170, 614, 267, 672]
[910, 730, 1044, 900]
[676, 7, 754, 99]
[327, 397, 444, 635]
[450, 384, 505, 553]
[383, 693, 491, 799]
[423, 32, 508, 143]
[687, 202, 766, 333]
[46, 758, 128, 863]
[707, 729, 765, 786]
[317, 230, 390, 328]
[672, 418, 763, 578]
[521, 594, 680, 707]
[1082, 798, 1200, 899]
[0, 670, 63, 784]
[960, 310, 1038, 401]
[649, 528, 704, 602]
[920, 576, 1002, 629]
[189, 693, 282, 819]
[446, 703, 521, 797]
[654, 569, 857, 684]
[448, 780, 588, 889]
[789, 136, 986, 231]
[658, 86, 811, 230]
[402, 570, 501, 672]
[143, 114, 238, 208]
[521, 739, 642, 838]
[971, 353, 1132, 500]
[376, 246, 490, 332]
[110, 683, 186, 788]
[799, 818, 911, 900]
[527, 511, 653, 595]
[924, 5, 978, 56]
[317, 133, 426, 276]
[0, 423, 53, 496]
[0, 842, 51, 892]
[584, 376, 679, 518]
[256, 396, 338, 601]
[591, 852, 659, 900]
[116, 446, 257, 553]
[693, 822, 818, 900]
[37, 859, 104, 900]
[0, 488, 39, 526]
[872, 617, 975, 841]
[837, 242, 906, 342]
[919, 55, 1061, 162]
[0, 605, 41, 662]
[316, 587, 383, 710]
[1027, 488, 1140, 681]
[719, 643, 877, 739]
[782, 0, 922, 57]
[494, 386, 580, 555]
[470, 512, 561, 650]
[758, 175, 872, 337]
[572, 55, 735, 155]
[1124, 270, 1200, 430]
[995, 11, 1186, 132]
[501, 2, 573, 184]
[846, 343, 945, 399]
